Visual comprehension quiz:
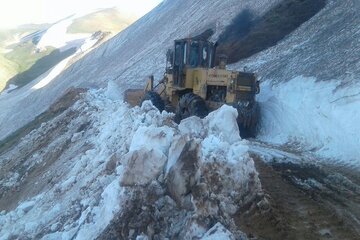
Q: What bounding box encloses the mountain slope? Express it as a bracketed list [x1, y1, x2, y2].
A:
[0, 54, 17, 90]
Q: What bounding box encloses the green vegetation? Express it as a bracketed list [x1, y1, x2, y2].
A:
[217, 0, 327, 63]
[5, 42, 54, 73]
[0, 32, 12, 45]
[1, 42, 76, 91]
[0, 8, 132, 92]
[0, 53, 18, 91]
[0, 24, 50, 91]
[1, 42, 61, 89]
[6, 47, 76, 88]
[67, 8, 135, 34]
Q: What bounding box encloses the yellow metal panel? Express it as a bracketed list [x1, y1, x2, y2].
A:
[165, 73, 174, 97]
[226, 92, 236, 103]
[183, 68, 207, 99]
[185, 69, 194, 89]
[206, 68, 229, 86]
[198, 69, 208, 99]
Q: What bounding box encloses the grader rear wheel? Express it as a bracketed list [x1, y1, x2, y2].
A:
[236, 101, 259, 138]
[175, 93, 209, 123]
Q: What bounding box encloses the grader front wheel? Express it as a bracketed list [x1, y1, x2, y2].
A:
[174, 93, 209, 123]
[141, 91, 165, 112]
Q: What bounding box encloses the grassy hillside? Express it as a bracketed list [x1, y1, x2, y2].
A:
[1, 42, 60, 89]
[5, 42, 54, 73]
[0, 24, 50, 91]
[0, 52, 18, 91]
[0, 8, 135, 92]
[6, 47, 76, 88]
[67, 8, 135, 34]
[0, 32, 12, 46]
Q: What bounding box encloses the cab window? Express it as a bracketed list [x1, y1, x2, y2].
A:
[189, 41, 199, 67]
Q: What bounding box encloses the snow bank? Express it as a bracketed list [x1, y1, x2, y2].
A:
[258, 76, 360, 167]
[0, 87, 260, 239]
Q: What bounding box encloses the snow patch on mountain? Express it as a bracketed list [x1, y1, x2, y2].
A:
[36, 17, 89, 52]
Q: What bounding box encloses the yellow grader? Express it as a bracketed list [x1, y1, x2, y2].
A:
[125, 37, 260, 137]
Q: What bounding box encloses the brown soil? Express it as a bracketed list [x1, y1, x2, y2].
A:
[0, 88, 88, 211]
[235, 155, 360, 240]
[0, 88, 86, 155]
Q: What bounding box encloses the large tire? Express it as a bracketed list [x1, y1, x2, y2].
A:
[235, 101, 259, 138]
[175, 93, 208, 123]
[141, 91, 165, 112]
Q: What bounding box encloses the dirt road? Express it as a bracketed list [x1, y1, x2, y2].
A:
[236, 141, 360, 240]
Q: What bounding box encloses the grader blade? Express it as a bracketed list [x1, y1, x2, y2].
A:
[124, 89, 145, 107]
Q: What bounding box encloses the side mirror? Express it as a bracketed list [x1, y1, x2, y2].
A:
[256, 80, 260, 94]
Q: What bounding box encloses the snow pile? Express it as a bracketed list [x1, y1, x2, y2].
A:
[0, 88, 260, 239]
[99, 104, 260, 239]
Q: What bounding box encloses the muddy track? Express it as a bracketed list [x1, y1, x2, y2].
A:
[0, 88, 88, 211]
[236, 154, 360, 240]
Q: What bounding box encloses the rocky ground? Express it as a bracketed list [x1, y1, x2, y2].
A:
[237, 153, 360, 240]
